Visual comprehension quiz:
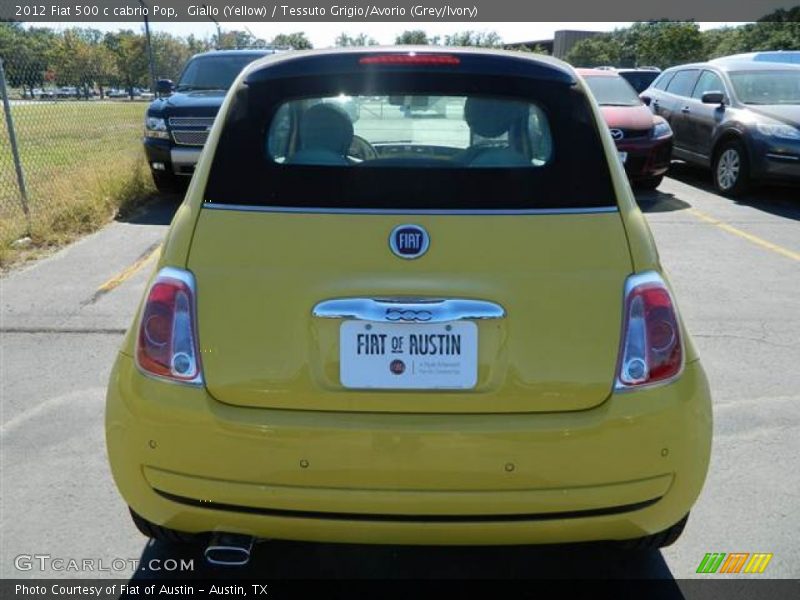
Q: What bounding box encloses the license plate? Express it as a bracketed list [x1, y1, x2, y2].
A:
[618, 151, 628, 164]
[340, 321, 477, 389]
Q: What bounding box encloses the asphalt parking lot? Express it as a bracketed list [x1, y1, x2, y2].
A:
[1, 164, 799, 581]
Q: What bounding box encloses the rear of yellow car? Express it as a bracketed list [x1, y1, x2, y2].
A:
[106, 49, 711, 558]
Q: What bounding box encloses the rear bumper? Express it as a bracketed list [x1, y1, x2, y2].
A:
[106, 354, 711, 545]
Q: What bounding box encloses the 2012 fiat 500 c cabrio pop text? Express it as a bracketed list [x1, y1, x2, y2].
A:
[106, 48, 711, 559]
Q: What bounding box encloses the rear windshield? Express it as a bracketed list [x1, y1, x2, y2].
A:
[205, 71, 616, 210]
[267, 95, 553, 168]
[177, 55, 264, 92]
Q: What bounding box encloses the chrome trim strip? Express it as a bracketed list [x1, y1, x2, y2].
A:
[765, 153, 800, 162]
[168, 117, 215, 128]
[313, 297, 505, 323]
[202, 203, 619, 216]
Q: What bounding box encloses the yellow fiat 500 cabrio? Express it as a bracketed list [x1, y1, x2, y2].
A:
[106, 48, 711, 564]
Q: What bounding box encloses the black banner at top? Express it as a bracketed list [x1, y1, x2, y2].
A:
[2, 0, 799, 23]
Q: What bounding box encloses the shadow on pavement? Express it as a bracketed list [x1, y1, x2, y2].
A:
[116, 191, 182, 227]
[666, 161, 800, 222]
[635, 188, 691, 214]
[131, 538, 680, 583]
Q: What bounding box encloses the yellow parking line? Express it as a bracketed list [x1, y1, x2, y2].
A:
[96, 243, 162, 294]
[688, 208, 800, 262]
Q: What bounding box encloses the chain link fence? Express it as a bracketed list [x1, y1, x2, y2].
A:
[0, 56, 152, 265]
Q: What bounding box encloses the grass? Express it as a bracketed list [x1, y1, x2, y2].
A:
[0, 100, 155, 268]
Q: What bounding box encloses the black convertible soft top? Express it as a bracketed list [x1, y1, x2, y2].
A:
[204, 48, 616, 211]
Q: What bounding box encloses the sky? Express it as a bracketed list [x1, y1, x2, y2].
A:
[29, 21, 744, 47]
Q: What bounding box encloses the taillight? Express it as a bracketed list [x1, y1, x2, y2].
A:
[136, 267, 202, 384]
[616, 271, 683, 389]
[359, 54, 460, 66]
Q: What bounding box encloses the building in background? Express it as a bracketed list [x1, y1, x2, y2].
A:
[513, 30, 601, 59]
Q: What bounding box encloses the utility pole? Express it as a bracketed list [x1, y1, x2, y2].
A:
[138, 0, 157, 94]
[204, 5, 222, 49]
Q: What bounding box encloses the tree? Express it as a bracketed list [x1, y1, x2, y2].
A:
[270, 32, 312, 50]
[335, 32, 378, 47]
[0, 23, 58, 97]
[507, 44, 550, 55]
[701, 27, 748, 60]
[104, 30, 149, 97]
[217, 30, 266, 50]
[395, 30, 432, 45]
[185, 34, 212, 56]
[757, 7, 800, 22]
[625, 22, 704, 69]
[443, 31, 503, 48]
[50, 29, 96, 95]
[152, 32, 193, 81]
[565, 35, 623, 67]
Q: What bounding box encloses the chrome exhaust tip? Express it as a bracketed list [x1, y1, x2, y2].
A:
[204, 533, 254, 567]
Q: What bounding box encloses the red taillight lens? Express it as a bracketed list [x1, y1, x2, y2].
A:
[617, 272, 683, 388]
[359, 54, 460, 66]
[136, 268, 201, 383]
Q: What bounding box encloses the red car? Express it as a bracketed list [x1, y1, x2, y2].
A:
[578, 68, 673, 189]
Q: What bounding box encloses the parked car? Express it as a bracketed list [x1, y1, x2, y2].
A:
[616, 67, 662, 93]
[143, 48, 285, 192]
[579, 68, 673, 189]
[32, 88, 56, 99]
[108, 48, 711, 561]
[56, 86, 78, 98]
[642, 60, 800, 195]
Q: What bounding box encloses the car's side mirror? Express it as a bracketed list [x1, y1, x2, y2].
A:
[156, 79, 175, 96]
[701, 91, 725, 105]
[640, 95, 652, 106]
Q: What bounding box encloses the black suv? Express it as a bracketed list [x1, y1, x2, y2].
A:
[143, 49, 283, 192]
[642, 60, 800, 196]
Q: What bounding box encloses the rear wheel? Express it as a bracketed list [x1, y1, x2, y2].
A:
[634, 175, 664, 190]
[129, 508, 203, 544]
[619, 513, 689, 550]
[712, 140, 750, 197]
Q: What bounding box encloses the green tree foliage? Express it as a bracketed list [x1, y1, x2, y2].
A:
[2, 16, 798, 101]
[394, 29, 504, 47]
[335, 32, 378, 47]
[104, 30, 149, 96]
[566, 17, 800, 69]
[395, 30, 433, 45]
[443, 31, 503, 48]
[0, 23, 58, 96]
[564, 36, 623, 67]
[152, 32, 194, 81]
[270, 32, 313, 50]
[217, 30, 268, 50]
[507, 44, 550, 55]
